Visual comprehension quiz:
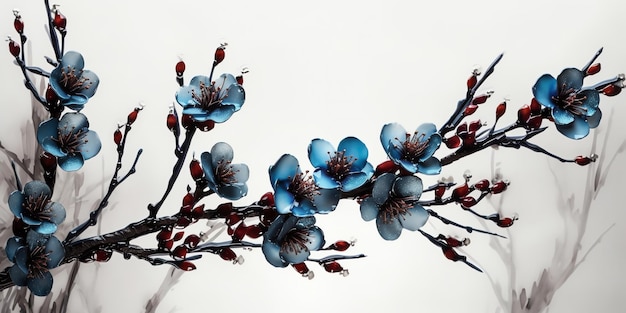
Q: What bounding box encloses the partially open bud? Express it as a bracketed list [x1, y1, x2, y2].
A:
[602, 84, 622, 97]
[13, 10, 24, 34]
[40, 152, 57, 172]
[52, 5, 67, 31]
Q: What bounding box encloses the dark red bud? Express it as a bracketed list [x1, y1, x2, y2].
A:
[464, 104, 478, 116]
[93, 250, 112, 262]
[45, 84, 58, 103]
[166, 113, 178, 131]
[575, 156, 593, 166]
[214, 47, 225, 65]
[216, 202, 234, 216]
[8, 39, 20, 57]
[495, 101, 507, 119]
[127, 108, 140, 124]
[469, 119, 482, 132]
[191, 205, 204, 219]
[473, 179, 490, 191]
[175, 61, 186, 76]
[173, 231, 185, 241]
[258, 192, 274, 207]
[462, 133, 476, 147]
[375, 160, 399, 175]
[442, 247, 460, 261]
[172, 245, 188, 259]
[452, 183, 469, 199]
[586, 63, 601, 76]
[472, 94, 490, 105]
[184, 234, 201, 248]
[527, 115, 542, 130]
[456, 122, 468, 135]
[245, 224, 264, 238]
[496, 216, 517, 228]
[113, 129, 122, 145]
[161, 239, 174, 251]
[189, 159, 204, 180]
[178, 261, 196, 271]
[292, 262, 309, 274]
[490, 181, 508, 194]
[602, 84, 622, 97]
[182, 192, 194, 206]
[53, 12, 67, 30]
[467, 75, 477, 90]
[236, 75, 244, 85]
[530, 98, 542, 113]
[176, 216, 192, 228]
[195, 119, 215, 132]
[226, 212, 241, 226]
[157, 229, 172, 241]
[323, 261, 343, 273]
[232, 223, 248, 241]
[219, 248, 237, 261]
[14, 18, 24, 34]
[181, 114, 195, 129]
[445, 237, 463, 247]
[460, 196, 477, 208]
[445, 135, 461, 149]
[12, 217, 28, 237]
[517, 105, 531, 124]
[330, 240, 351, 251]
[434, 185, 446, 199]
[40, 152, 57, 171]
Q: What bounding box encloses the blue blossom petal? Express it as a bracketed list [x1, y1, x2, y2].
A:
[45, 202, 66, 225]
[555, 115, 590, 139]
[5, 237, 24, 262]
[291, 200, 317, 217]
[210, 142, 234, 167]
[60, 51, 85, 70]
[372, 173, 395, 205]
[45, 236, 65, 268]
[532, 74, 557, 108]
[27, 271, 54, 297]
[308, 138, 333, 169]
[376, 215, 403, 240]
[587, 108, 602, 128]
[380, 123, 406, 158]
[79, 130, 102, 160]
[204, 105, 236, 123]
[415, 157, 442, 175]
[551, 106, 575, 125]
[221, 85, 245, 110]
[217, 185, 248, 200]
[399, 205, 429, 231]
[419, 133, 442, 162]
[338, 136, 368, 171]
[274, 184, 296, 214]
[8, 190, 24, 217]
[393, 175, 423, 198]
[310, 188, 340, 214]
[312, 169, 341, 189]
[76, 70, 99, 98]
[303, 226, 325, 251]
[557, 68, 584, 91]
[41, 137, 67, 158]
[359, 197, 379, 221]
[341, 171, 371, 192]
[8, 265, 27, 286]
[280, 246, 310, 264]
[58, 154, 85, 172]
[262, 242, 288, 268]
[37, 119, 59, 145]
[269, 154, 299, 186]
[34, 222, 57, 235]
[579, 89, 600, 117]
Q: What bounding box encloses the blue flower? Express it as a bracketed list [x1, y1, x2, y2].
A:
[49, 51, 99, 111]
[5, 231, 65, 296]
[532, 68, 601, 139]
[175, 73, 245, 123]
[308, 137, 374, 192]
[269, 154, 340, 217]
[37, 112, 102, 171]
[8, 181, 66, 234]
[380, 123, 442, 175]
[360, 173, 429, 240]
[200, 142, 249, 200]
[262, 214, 325, 267]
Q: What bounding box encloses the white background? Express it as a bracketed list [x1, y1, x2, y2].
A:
[1, 1, 625, 312]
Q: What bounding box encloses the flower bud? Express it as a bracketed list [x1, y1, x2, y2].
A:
[472, 93, 490, 105]
[323, 261, 343, 273]
[214, 44, 226, 65]
[495, 101, 506, 119]
[490, 181, 509, 194]
[53, 11, 67, 31]
[375, 160, 399, 175]
[444, 135, 461, 149]
[13, 14, 24, 34]
[219, 247, 237, 261]
[602, 84, 622, 97]
[177, 261, 196, 271]
[127, 107, 142, 125]
[40, 152, 57, 171]
[189, 158, 203, 180]
[463, 104, 478, 116]
[166, 112, 178, 131]
[113, 129, 122, 145]
[328, 240, 351, 251]
[8, 38, 20, 57]
[175, 60, 186, 77]
[467, 74, 477, 90]
[45, 84, 58, 103]
[586, 63, 601, 76]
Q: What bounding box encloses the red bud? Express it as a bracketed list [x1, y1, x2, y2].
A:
[490, 181, 508, 194]
[467, 75, 477, 89]
[166, 113, 178, 131]
[127, 107, 141, 125]
[181, 114, 195, 129]
[575, 156, 593, 166]
[214, 46, 225, 65]
[14, 18, 24, 34]
[292, 262, 309, 274]
[460, 196, 477, 208]
[586, 63, 601, 76]
[53, 12, 67, 31]
[472, 94, 490, 105]
[172, 245, 188, 259]
[323, 261, 343, 273]
[113, 129, 122, 145]
[495, 101, 506, 119]
[219, 248, 237, 261]
[236, 75, 244, 85]
[8, 39, 20, 57]
[473, 179, 490, 191]
[184, 234, 201, 248]
[175, 60, 186, 76]
[329, 240, 351, 251]
[177, 261, 196, 271]
[445, 135, 461, 149]
[464, 104, 478, 116]
[469, 119, 482, 132]
[375, 160, 399, 175]
[45, 84, 58, 103]
[40, 152, 57, 171]
[602, 84, 622, 97]
[258, 192, 274, 207]
[196, 119, 215, 132]
[189, 159, 204, 180]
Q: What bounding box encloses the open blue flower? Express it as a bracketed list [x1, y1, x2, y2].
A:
[6, 231, 65, 296]
[175, 73, 245, 123]
[532, 68, 601, 139]
[262, 215, 325, 267]
[8, 181, 66, 234]
[308, 137, 374, 192]
[380, 123, 442, 175]
[37, 112, 102, 171]
[200, 142, 249, 200]
[360, 173, 429, 240]
[269, 154, 340, 217]
[49, 51, 99, 111]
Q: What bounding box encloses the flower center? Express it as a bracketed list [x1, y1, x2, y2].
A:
[280, 228, 310, 255]
[394, 132, 430, 163]
[216, 160, 237, 184]
[27, 245, 51, 279]
[23, 193, 52, 221]
[192, 81, 229, 111]
[325, 150, 355, 181]
[288, 170, 320, 203]
[553, 85, 588, 116]
[59, 66, 93, 94]
[380, 196, 416, 224]
[54, 126, 87, 155]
